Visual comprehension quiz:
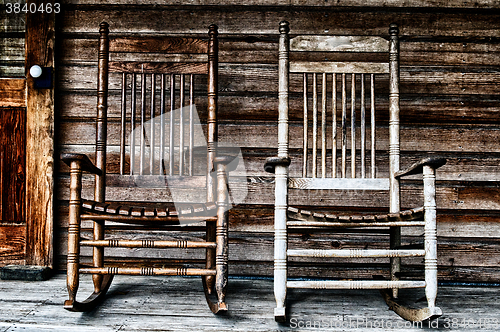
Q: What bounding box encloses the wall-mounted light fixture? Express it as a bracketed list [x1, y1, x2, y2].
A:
[29, 65, 53, 89]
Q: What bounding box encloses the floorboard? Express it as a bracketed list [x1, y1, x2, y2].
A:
[0, 274, 499, 331]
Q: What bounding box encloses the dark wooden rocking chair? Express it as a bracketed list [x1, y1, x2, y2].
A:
[62, 22, 232, 313]
[265, 21, 446, 322]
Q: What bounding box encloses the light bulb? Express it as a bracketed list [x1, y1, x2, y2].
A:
[30, 65, 43, 78]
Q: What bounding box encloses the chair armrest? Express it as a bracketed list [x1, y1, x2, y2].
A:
[61, 153, 102, 175]
[264, 156, 291, 174]
[395, 157, 446, 178]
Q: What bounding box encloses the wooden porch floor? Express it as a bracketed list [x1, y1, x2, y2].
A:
[1, 274, 499, 331]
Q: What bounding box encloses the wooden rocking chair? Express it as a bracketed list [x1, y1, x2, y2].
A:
[265, 21, 446, 322]
[62, 22, 231, 313]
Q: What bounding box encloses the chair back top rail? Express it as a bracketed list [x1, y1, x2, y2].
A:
[108, 62, 208, 74]
[290, 35, 389, 53]
[110, 36, 209, 54]
[288, 177, 390, 190]
[290, 61, 389, 74]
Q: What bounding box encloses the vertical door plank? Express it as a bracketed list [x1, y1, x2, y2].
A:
[0, 108, 26, 223]
[25, 0, 55, 267]
[0, 225, 26, 265]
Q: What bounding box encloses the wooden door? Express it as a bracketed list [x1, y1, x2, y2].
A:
[0, 1, 55, 269]
[0, 106, 26, 265]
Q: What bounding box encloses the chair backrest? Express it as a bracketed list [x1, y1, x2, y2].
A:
[95, 22, 218, 203]
[278, 22, 400, 212]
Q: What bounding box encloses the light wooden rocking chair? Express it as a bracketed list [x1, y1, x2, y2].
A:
[62, 22, 232, 313]
[265, 21, 446, 322]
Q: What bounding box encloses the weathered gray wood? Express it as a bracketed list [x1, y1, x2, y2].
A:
[57, 146, 500, 182]
[108, 62, 207, 74]
[54, 228, 500, 269]
[290, 35, 389, 53]
[290, 61, 389, 74]
[287, 249, 425, 258]
[1, 274, 500, 331]
[287, 220, 426, 227]
[288, 178, 390, 190]
[57, 122, 500, 153]
[58, 64, 500, 96]
[57, 92, 500, 125]
[60, 37, 500, 66]
[55, 203, 500, 238]
[60, 9, 500, 37]
[58, 0, 500, 8]
[50, 2, 500, 287]
[109, 36, 208, 54]
[287, 280, 426, 289]
[56, 176, 500, 211]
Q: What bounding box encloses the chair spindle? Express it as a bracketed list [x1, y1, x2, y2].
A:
[361, 74, 366, 178]
[130, 74, 137, 175]
[341, 73, 347, 178]
[302, 73, 308, 178]
[189, 74, 194, 176]
[169, 74, 175, 176]
[312, 73, 318, 178]
[150, 74, 156, 175]
[332, 73, 337, 178]
[120, 73, 127, 175]
[371, 74, 376, 178]
[351, 73, 356, 178]
[179, 75, 185, 176]
[160, 74, 166, 175]
[321, 73, 327, 178]
[140, 73, 146, 175]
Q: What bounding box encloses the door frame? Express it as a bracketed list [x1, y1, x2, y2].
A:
[0, 0, 55, 272]
[24, 0, 55, 269]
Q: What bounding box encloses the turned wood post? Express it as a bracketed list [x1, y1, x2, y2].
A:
[205, 24, 219, 292]
[93, 21, 109, 292]
[67, 161, 82, 304]
[207, 24, 218, 202]
[388, 23, 401, 297]
[423, 165, 438, 308]
[215, 162, 228, 309]
[274, 20, 290, 321]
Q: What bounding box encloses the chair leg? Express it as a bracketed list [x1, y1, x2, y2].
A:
[423, 165, 440, 313]
[205, 220, 216, 295]
[390, 226, 401, 299]
[274, 223, 287, 322]
[215, 211, 228, 312]
[64, 160, 113, 312]
[382, 165, 442, 321]
[66, 219, 114, 312]
[274, 165, 288, 322]
[274, 246, 287, 322]
[66, 207, 80, 305]
[93, 220, 105, 294]
[215, 162, 229, 312]
[66, 161, 82, 307]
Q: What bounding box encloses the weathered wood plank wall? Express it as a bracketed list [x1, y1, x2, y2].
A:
[54, 2, 500, 282]
[0, 6, 25, 77]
